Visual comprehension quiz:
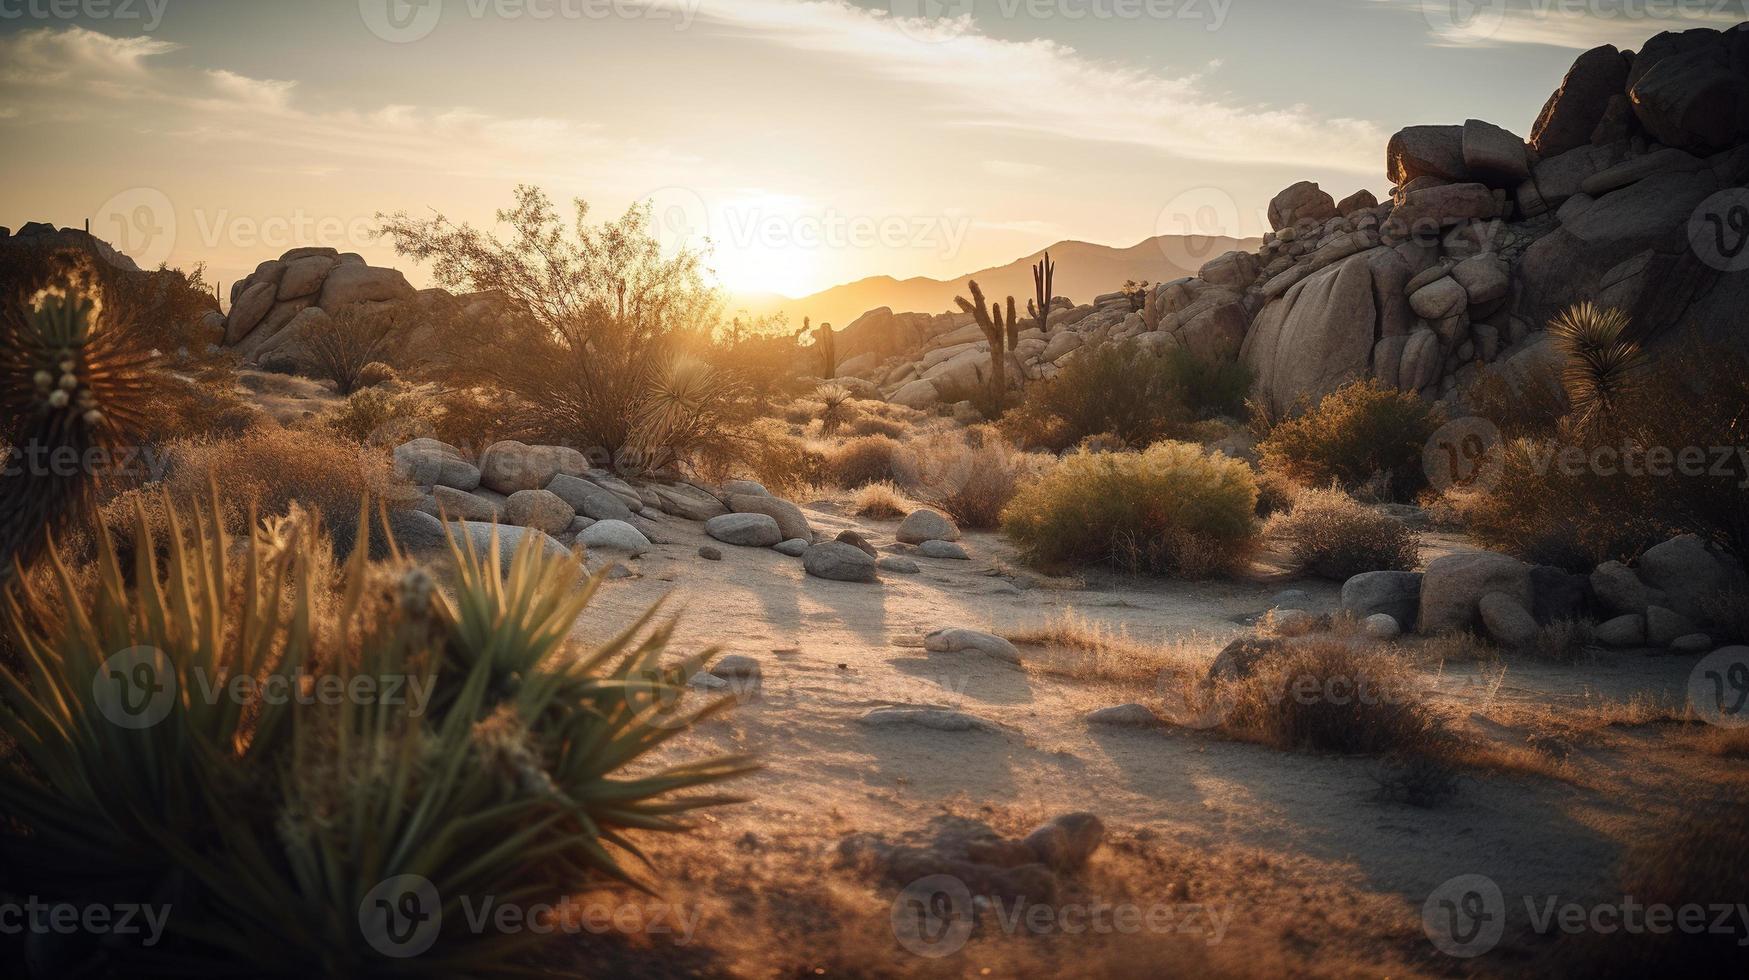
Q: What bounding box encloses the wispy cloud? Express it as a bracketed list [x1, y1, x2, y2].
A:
[1380, 0, 1745, 51]
[664, 0, 1384, 172]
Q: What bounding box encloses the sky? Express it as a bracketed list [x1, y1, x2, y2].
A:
[1, 0, 1743, 302]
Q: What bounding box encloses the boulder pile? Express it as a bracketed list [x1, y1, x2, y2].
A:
[824, 26, 1749, 417]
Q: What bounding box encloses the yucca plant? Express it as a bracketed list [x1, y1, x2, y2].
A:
[626, 354, 749, 476]
[2, 495, 754, 975]
[1548, 302, 1646, 430]
[0, 258, 156, 580]
[816, 382, 853, 436]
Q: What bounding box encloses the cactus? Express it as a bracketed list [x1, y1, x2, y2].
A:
[814, 317, 837, 379]
[954, 279, 1016, 397]
[1030, 250, 1056, 329]
[1143, 283, 1160, 331]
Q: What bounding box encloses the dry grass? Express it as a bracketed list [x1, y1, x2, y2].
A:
[826, 434, 904, 488]
[1266, 486, 1420, 580]
[1217, 641, 1451, 756]
[847, 481, 915, 520]
[901, 426, 1047, 530]
[1004, 611, 1210, 687]
[1532, 618, 1596, 663]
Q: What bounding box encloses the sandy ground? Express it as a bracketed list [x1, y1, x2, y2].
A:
[553, 494, 1742, 977]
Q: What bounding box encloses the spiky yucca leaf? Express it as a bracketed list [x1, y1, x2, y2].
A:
[1548, 302, 1645, 429]
[1, 495, 753, 976]
[0, 261, 157, 580]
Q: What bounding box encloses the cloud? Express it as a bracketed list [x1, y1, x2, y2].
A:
[1383, 0, 1745, 51]
[662, 0, 1385, 173]
[0, 26, 695, 188]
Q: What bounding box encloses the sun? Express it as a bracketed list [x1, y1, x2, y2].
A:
[709, 243, 824, 299]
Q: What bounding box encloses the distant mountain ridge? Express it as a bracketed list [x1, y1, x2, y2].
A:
[730, 234, 1263, 328]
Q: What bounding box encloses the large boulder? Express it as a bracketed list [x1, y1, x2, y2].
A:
[1461, 119, 1529, 187]
[277, 255, 335, 300]
[1591, 560, 1668, 616]
[1628, 28, 1749, 153]
[1240, 253, 1377, 415]
[224, 281, 277, 344]
[1479, 592, 1538, 648]
[649, 483, 729, 521]
[1637, 534, 1736, 619]
[801, 541, 878, 583]
[446, 522, 571, 573]
[249, 306, 331, 370]
[1198, 250, 1260, 288]
[1266, 181, 1337, 230]
[478, 441, 585, 495]
[888, 378, 940, 409]
[897, 509, 961, 544]
[316, 263, 415, 310]
[1529, 44, 1631, 158]
[1175, 299, 1250, 362]
[1340, 570, 1423, 630]
[1386, 125, 1467, 186]
[579, 519, 652, 557]
[1419, 552, 1532, 633]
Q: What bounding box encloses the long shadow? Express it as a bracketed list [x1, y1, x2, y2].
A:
[888, 652, 1037, 707]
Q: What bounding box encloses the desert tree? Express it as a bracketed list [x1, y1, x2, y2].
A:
[378, 185, 726, 470]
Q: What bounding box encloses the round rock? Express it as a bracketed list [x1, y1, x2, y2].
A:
[705, 512, 783, 548]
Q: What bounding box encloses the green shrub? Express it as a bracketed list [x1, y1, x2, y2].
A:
[1258, 379, 1445, 501]
[0, 497, 751, 975]
[1000, 340, 1249, 451]
[1268, 486, 1420, 580]
[1001, 441, 1258, 576]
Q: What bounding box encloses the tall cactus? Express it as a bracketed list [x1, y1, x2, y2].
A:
[1029, 250, 1056, 330]
[954, 279, 1015, 398]
[813, 317, 837, 379]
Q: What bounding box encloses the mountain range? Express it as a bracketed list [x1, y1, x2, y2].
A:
[728, 233, 1263, 329]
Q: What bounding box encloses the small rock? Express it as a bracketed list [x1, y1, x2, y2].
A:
[721, 479, 769, 497]
[579, 519, 652, 557]
[918, 540, 970, 560]
[504, 489, 575, 536]
[1479, 592, 1538, 648]
[1269, 589, 1308, 609]
[836, 529, 879, 557]
[924, 628, 1020, 663]
[897, 509, 961, 545]
[774, 538, 809, 557]
[709, 654, 762, 680]
[1206, 636, 1288, 682]
[705, 512, 783, 548]
[1086, 704, 1161, 727]
[877, 556, 920, 574]
[857, 707, 999, 732]
[1671, 633, 1713, 654]
[1021, 813, 1104, 872]
[1269, 608, 1318, 636]
[1594, 613, 1646, 648]
[802, 541, 879, 583]
[1363, 613, 1402, 640]
[697, 545, 722, 561]
[687, 671, 728, 690]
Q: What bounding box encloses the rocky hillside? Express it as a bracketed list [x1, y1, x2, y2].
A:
[732, 233, 1261, 328]
[829, 24, 1749, 415]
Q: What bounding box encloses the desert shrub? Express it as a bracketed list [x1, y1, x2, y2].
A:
[826, 434, 903, 488]
[1158, 345, 1254, 420]
[1001, 441, 1258, 576]
[380, 186, 738, 472]
[304, 303, 398, 395]
[1258, 379, 1445, 502]
[931, 374, 1012, 423]
[1460, 355, 1567, 440]
[1268, 486, 1420, 580]
[426, 385, 528, 453]
[846, 412, 908, 439]
[1220, 641, 1448, 755]
[815, 382, 854, 435]
[0, 496, 751, 975]
[625, 355, 754, 476]
[1453, 341, 1749, 570]
[696, 418, 825, 499]
[901, 426, 1045, 530]
[356, 360, 399, 388]
[325, 386, 438, 445]
[1533, 618, 1595, 663]
[112, 424, 398, 557]
[847, 481, 913, 520]
[999, 339, 1192, 450]
[1252, 465, 1297, 518]
[1697, 586, 1749, 643]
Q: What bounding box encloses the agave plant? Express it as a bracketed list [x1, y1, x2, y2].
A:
[1548, 302, 1646, 430]
[1, 494, 754, 975]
